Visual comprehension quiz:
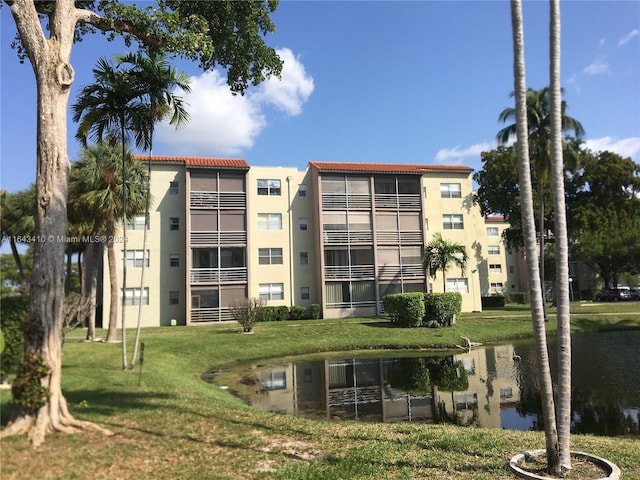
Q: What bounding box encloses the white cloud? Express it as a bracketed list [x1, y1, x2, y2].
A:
[618, 29, 639, 46]
[434, 142, 494, 164]
[155, 48, 314, 156]
[584, 136, 640, 159]
[253, 48, 315, 116]
[584, 59, 610, 76]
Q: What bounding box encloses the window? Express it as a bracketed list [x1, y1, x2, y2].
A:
[301, 287, 310, 300]
[509, 265, 515, 274]
[489, 264, 502, 273]
[128, 213, 149, 230]
[169, 181, 179, 195]
[299, 218, 308, 231]
[257, 179, 281, 196]
[170, 255, 180, 267]
[169, 291, 179, 305]
[490, 282, 504, 293]
[258, 248, 283, 265]
[443, 214, 464, 230]
[122, 249, 149, 268]
[486, 227, 499, 236]
[440, 183, 462, 198]
[259, 283, 284, 301]
[121, 287, 149, 306]
[169, 217, 180, 231]
[258, 213, 282, 230]
[261, 371, 286, 390]
[300, 252, 309, 265]
[500, 387, 513, 399]
[488, 245, 501, 255]
[298, 184, 307, 197]
[447, 278, 468, 294]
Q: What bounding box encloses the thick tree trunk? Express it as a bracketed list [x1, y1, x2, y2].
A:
[2, 0, 112, 446]
[509, 0, 560, 474]
[549, 0, 572, 469]
[82, 240, 99, 341]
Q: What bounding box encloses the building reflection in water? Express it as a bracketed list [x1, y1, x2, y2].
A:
[238, 345, 522, 428]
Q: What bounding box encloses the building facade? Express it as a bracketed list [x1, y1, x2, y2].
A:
[101, 156, 525, 327]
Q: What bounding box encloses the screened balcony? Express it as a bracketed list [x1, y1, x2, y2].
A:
[190, 191, 246, 208]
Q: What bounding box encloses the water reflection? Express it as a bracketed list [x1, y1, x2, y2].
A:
[207, 331, 640, 436]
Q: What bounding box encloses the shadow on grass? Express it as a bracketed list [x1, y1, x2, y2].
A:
[571, 317, 640, 331]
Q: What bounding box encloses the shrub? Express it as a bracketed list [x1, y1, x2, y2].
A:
[229, 298, 264, 332]
[307, 304, 322, 320]
[507, 291, 529, 304]
[1, 295, 28, 383]
[383, 293, 425, 327]
[424, 293, 462, 327]
[289, 305, 306, 320]
[481, 295, 506, 308]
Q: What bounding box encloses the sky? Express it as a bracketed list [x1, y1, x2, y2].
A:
[1, 0, 639, 197]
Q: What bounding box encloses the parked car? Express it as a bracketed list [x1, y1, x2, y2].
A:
[595, 288, 631, 302]
[630, 288, 640, 301]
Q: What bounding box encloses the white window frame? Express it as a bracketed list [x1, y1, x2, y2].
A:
[486, 227, 499, 236]
[121, 287, 149, 306]
[490, 282, 504, 294]
[128, 213, 149, 230]
[169, 181, 179, 195]
[299, 218, 308, 231]
[257, 179, 281, 196]
[259, 283, 284, 301]
[300, 251, 309, 265]
[488, 245, 501, 255]
[122, 249, 149, 268]
[170, 254, 180, 267]
[489, 263, 502, 273]
[440, 183, 462, 198]
[169, 217, 180, 231]
[258, 248, 283, 265]
[258, 213, 282, 230]
[298, 184, 307, 197]
[446, 278, 469, 294]
[443, 214, 464, 230]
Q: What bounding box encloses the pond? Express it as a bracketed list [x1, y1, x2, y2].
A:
[205, 330, 640, 437]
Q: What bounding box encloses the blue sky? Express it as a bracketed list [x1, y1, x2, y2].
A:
[1, 0, 639, 196]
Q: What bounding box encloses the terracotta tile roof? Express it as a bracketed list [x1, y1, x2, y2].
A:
[134, 154, 249, 170]
[486, 215, 508, 222]
[308, 161, 473, 174]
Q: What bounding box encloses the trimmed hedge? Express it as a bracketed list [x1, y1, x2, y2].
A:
[424, 293, 462, 328]
[506, 291, 529, 304]
[383, 292, 425, 327]
[289, 305, 306, 320]
[481, 295, 506, 308]
[307, 304, 322, 320]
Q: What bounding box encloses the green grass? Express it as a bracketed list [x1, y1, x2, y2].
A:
[1, 302, 639, 479]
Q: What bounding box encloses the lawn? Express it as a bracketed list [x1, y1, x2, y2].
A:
[1, 302, 640, 480]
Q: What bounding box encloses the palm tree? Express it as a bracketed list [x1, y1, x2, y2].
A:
[69, 144, 147, 344]
[549, 0, 572, 470]
[422, 233, 469, 292]
[115, 50, 191, 369]
[497, 86, 584, 315]
[72, 56, 153, 367]
[0, 186, 36, 292]
[509, 0, 560, 473]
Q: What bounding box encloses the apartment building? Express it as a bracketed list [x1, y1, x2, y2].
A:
[101, 156, 524, 327]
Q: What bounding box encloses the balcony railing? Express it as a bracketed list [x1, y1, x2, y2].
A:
[325, 300, 377, 309]
[190, 307, 233, 323]
[190, 191, 246, 209]
[375, 230, 423, 244]
[374, 193, 421, 210]
[378, 264, 424, 278]
[324, 264, 375, 279]
[322, 193, 371, 210]
[322, 230, 373, 245]
[190, 231, 247, 245]
[190, 267, 247, 283]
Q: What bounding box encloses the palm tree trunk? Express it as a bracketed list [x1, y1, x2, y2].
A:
[131, 145, 152, 369]
[120, 126, 128, 370]
[82, 240, 98, 341]
[9, 237, 27, 292]
[538, 184, 548, 321]
[549, 0, 572, 470]
[510, 0, 560, 474]
[105, 226, 119, 343]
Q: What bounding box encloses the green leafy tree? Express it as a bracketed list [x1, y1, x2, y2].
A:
[4, 0, 281, 447]
[422, 233, 468, 292]
[69, 144, 147, 345]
